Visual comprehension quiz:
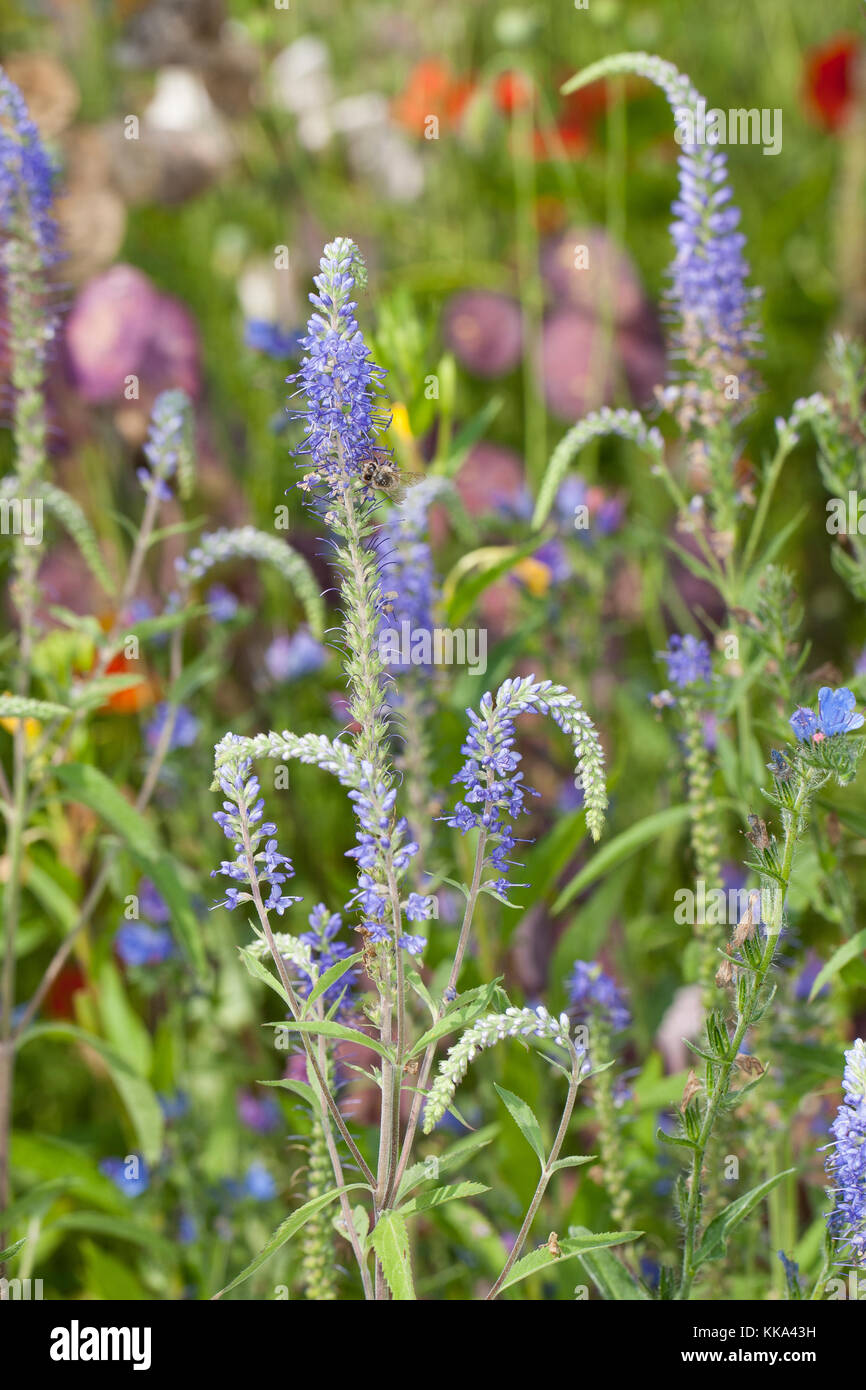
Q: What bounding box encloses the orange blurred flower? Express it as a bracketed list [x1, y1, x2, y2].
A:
[392, 59, 474, 136]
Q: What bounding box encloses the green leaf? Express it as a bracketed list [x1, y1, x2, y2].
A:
[498, 1231, 642, 1294]
[258, 1077, 317, 1108]
[809, 930, 866, 1000]
[570, 1225, 651, 1299]
[444, 538, 541, 627]
[656, 1126, 698, 1152]
[398, 1124, 499, 1198]
[695, 1169, 796, 1268]
[19, 1025, 164, 1163]
[553, 805, 692, 912]
[53, 763, 207, 979]
[47, 1211, 177, 1262]
[238, 945, 291, 1007]
[370, 1210, 416, 1300]
[214, 1184, 368, 1297]
[0, 1239, 25, 1263]
[303, 951, 363, 1014]
[265, 1018, 394, 1063]
[493, 1084, 546, 1166]
[399, 1181, 490, 1216]
[549, 1155, 595, 1174]
[96, 960, 153, 1077]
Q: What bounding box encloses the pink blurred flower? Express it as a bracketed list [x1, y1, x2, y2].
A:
[65, 264, 200, 404]
[442, 290, 522, 378]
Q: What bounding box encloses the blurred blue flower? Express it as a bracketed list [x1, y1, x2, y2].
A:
[100, 1156, 149, 1197]
[264, 628, 328, 683]
[145, 702, 199, 751]
[115, 922, 175, 966]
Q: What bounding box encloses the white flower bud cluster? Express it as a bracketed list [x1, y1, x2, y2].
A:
[422, 1006, 573, 1133]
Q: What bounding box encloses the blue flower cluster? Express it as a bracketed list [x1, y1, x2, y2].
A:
[658, 634, 712, 690]
[345, 764, 426, 954]
[448, 676, 608, 890]
[790, 687, 864, 743]
[0, 67, 57, 259]
[297, 903, 359, 1016]
[568, 960, 631, 1032]
[290, 237, 389, 491]
[826, 1038, 866, 1267]
[375, 479, 443, 673]
[669, 140, 758, 366]
[115, 921, 175, 967]
[212, 735, 302, 917]
[448, 688, 539, 897]
[137, 389, 192, 500]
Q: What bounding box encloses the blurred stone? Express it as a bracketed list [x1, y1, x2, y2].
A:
[332, 94, 424, 202]
[5, 53, 80, 137]
[56, 186, 127, 284]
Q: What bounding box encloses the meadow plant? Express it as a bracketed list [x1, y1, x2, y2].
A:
[1, 29, 865, 1314]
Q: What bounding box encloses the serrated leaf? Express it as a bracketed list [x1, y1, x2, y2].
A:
[398, 1124, 499, 1198]
[238, 945, 291, 1007]
[695, 1169, 796, 1268]
[265, 1018, 394, 1063]
[303, 951, 363, 1014]
[214, 1184, 368, 1297]
[497, 1231, 642, 1294]
[399, 1181, 490, 1216]
[493, 1084, 546, 1166]
[370, 1210, 416, 1300]
[570, 1225, 651, 1299]
[549, 1155, 595, 1173]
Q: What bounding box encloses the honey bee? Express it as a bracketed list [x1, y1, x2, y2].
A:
[358, 448, 425, 502]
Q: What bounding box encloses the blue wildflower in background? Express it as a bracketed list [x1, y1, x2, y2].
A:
[0, 67, 57, 259]
[146, 702, 199, 752]
[264, 628, 327, 683]
[297, 903, 359, 1016]
[100, 1156, 150, 1197]
[789, 687, 864, 742]
[568, 960, 631, 1031]
[825, 1038, 866, 1267]
[658, 634, 712, 689]
[237, 1088, 282, 1134]
[244, 319, 302, 359]
[136, 389, 193, 500]
[243, 1162, 277, 1201]
[207, 584, 239, 621]
[115, 922, 175, 967]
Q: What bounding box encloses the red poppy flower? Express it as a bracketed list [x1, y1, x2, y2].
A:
[804, 34, 861, 131]
[494, 70, 533, 114]
[393, 59, 474, 136]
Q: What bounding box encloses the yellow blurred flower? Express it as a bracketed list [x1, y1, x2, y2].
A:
[513, 557, 552, 597]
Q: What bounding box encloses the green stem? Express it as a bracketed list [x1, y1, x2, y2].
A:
[486, 1041, 585, 1300]
[676, 773, 812, 1300]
